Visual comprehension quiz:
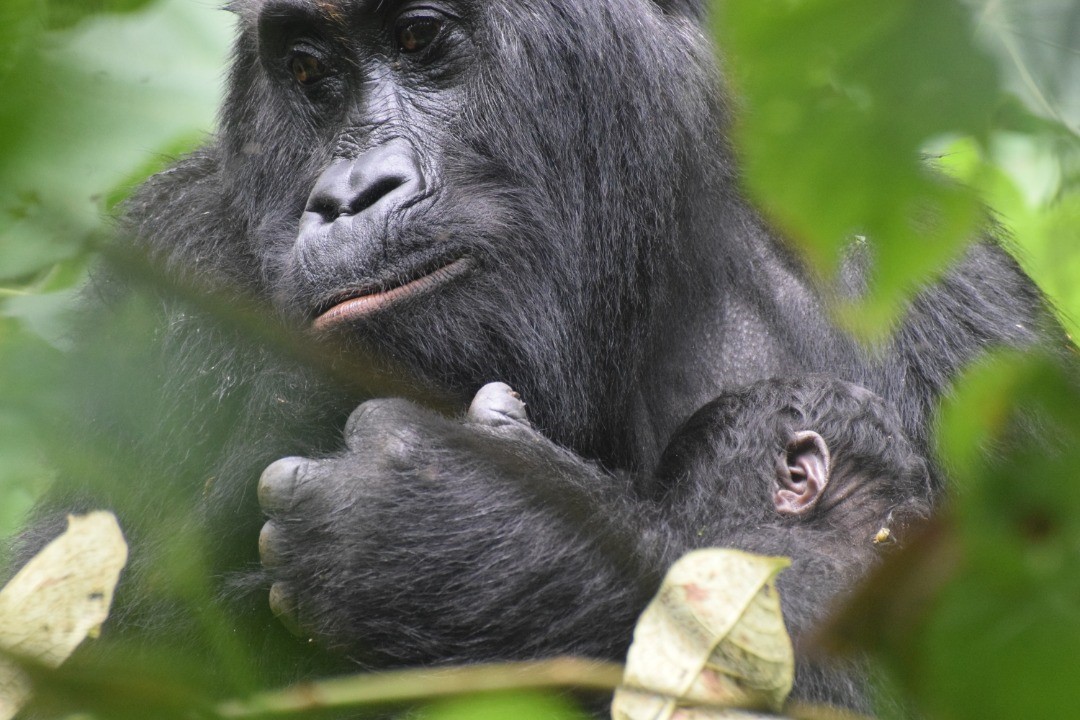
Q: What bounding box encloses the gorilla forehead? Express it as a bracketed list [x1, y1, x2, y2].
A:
[231, 0, 703, 41]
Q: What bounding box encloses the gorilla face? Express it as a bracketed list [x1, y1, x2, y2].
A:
[214, 0, 725, 458]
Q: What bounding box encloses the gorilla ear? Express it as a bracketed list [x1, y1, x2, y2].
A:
[774, 431, 831, 516]
[654, 0, 707, 19]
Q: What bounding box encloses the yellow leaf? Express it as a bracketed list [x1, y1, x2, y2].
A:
[0, 511, 128, 719]
[612, 549, 793, 720]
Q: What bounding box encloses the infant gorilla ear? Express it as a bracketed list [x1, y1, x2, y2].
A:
[773, 431, 831, 517]
[467, 382, 532, 430]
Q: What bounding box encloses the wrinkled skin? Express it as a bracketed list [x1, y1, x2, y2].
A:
[12, 0, 1062, 712]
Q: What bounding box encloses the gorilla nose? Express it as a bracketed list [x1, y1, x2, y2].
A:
[304, 141, 425, 224]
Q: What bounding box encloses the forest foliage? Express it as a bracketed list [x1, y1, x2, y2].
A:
[1, 0, 1079, 718]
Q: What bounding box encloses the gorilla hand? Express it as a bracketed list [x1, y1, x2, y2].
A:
[257, 383, 657, 665]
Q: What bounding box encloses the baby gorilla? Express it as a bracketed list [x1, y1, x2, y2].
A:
[464, 377, 932, 709]
[652, 375, 934, 708]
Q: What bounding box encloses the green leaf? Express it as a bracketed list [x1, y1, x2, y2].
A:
[910, 353, 1080, 719]
[716, 0, 1001, 337]
[44, 0, 157, 29]
[424, 691, 589, 720]
[967, 0, 1080, 135]
[0, 0, 230, 282]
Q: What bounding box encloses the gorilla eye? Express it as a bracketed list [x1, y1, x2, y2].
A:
[290, 51, 328, 86]
[396, 17, 442, 54]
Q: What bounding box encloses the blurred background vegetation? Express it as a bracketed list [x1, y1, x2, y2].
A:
[0, 0, 1079, 718]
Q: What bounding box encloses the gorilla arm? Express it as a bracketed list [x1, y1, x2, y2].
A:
[256, 385, 670, 666]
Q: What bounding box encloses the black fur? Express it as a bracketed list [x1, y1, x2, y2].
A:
[654, 376, 933, 708]
[11, 0, 1063, 711]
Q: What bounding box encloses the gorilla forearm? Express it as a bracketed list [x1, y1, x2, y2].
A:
[255, 396, 670, 665]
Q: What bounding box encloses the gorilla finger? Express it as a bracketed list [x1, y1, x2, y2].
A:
[268, 582, 305, 638]
[259, 521, 285, 568]
[467, 382, 532, 429]
[343, 397, 417, 451]
[259, 456, 320, 514]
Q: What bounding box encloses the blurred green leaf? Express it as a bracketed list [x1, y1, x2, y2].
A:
[423, 691, 589, 720]
[921, 354, 1080, 719]
[44, 0, 158, 29]
[0, 0, 230, 536]
[23, 649, 219, 720]
[0, 0, 42, 80]
[934, 131, 1080, 339]
[0, 0, 230, 284]
[966, 0, 1080, 136]
[716, 0, 1000, 337]
[0, 320, 65, 539]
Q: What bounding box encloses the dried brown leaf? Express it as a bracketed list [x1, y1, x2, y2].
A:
[0, 512, 128, 719]
[612, 549, 793, 720]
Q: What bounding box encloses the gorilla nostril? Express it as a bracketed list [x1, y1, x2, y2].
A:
[306, 194, 341, 222]
[350, 176, 407, 215]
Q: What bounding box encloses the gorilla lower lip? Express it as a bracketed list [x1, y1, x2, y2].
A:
[313, 257, 472, 330]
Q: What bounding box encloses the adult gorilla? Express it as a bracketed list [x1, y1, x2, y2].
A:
[14, 0, 1058, 710]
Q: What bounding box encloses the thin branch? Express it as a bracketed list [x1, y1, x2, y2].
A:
[216, 658, 625, 718]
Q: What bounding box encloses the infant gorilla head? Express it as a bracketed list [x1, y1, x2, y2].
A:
[654, 374, 933, 551]
[648, 375, 933, 704]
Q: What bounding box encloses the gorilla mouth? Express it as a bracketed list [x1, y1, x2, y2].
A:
[313, 257, 473, 331]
